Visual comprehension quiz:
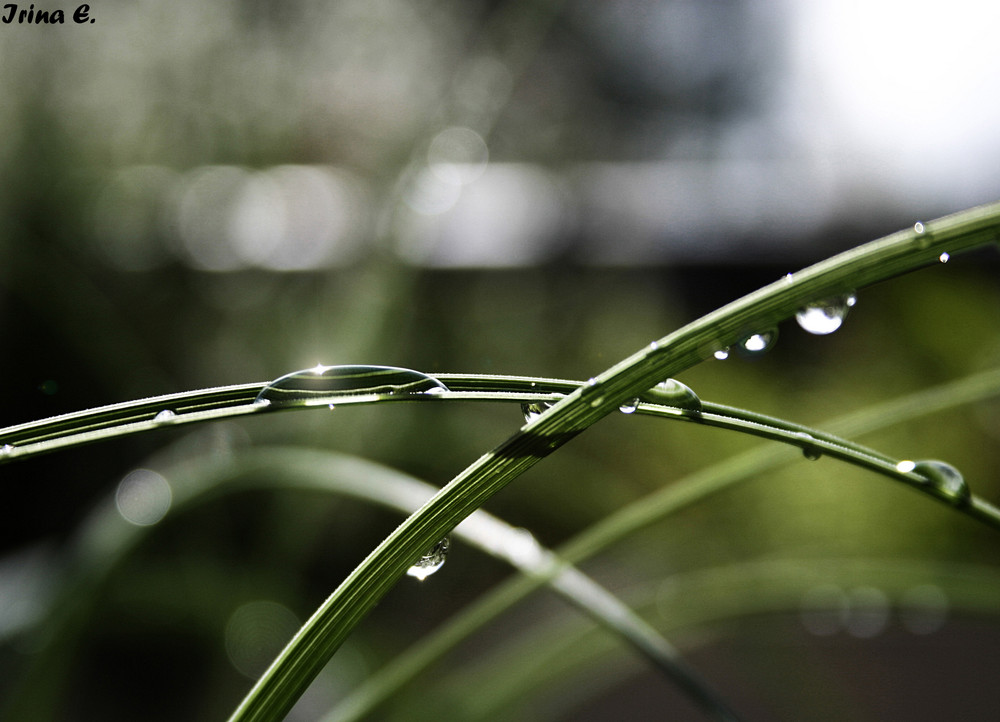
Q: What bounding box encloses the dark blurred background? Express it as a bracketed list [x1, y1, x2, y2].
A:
[2, 1, 1000, 720]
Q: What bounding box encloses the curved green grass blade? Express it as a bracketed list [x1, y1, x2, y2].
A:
[2, 446, 739, 722]
[324, 365, 1000, 721]
[232, 203, 1000, 722]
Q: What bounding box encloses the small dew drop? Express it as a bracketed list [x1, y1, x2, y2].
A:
[913, 221, 925, 234]
[738, 329, 777, 356]
[153, 409, 176, 424]
[783, 272, 794, 283]
[938, 252, 950, 263]
[587, 377, 598, 386]
[896, 460, 916, 473]
[912, 460, 970, 504]
[713, 348, 730, 361]
[521, 402, 551, 423]
[0, 444, 15, 457]
[649, 340, 660, 351]
[255, 365, 449, 408]
[407, 538, 449, 581]
[619, 398, 639, 414]
[795, 292, 857, 335]
[795, 432, 822, 460]
[642, 379, 702, 412]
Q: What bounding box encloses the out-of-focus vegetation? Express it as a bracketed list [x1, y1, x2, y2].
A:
[2, 1, 1000, 720]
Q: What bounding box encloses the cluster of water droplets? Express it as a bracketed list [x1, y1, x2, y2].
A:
[407, 537, 450, 580]
[896, 459, 970, 504]
[254, 364, 449, 409]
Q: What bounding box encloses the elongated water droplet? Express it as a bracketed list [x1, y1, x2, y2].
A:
[713, 348, 730, 360]
[520, 402, 552, 423]
[938, 252, 950, 263]
[795, 293, 857, 335]
[255, 365, 449, 408]
[619, 398, 640, 414]
[153, 409, 176, 424]
[407, 538, 449, 580]
[641, 379, 702, 412]
[912, 460, 970, 504]
[738, 329, 777, 356]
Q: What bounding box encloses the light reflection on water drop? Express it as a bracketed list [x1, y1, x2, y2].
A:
[153, 409, 176, 424]
[713, 348, 730, 360]
[738, 329, 777, 356]
[619, 398, 639, 414]
[255, 364, 449, 408]
[938, 252, 950, 263]
[0, 444, 15, 457]
[407, 538, 449, 580]
[795, 292, 857, 335]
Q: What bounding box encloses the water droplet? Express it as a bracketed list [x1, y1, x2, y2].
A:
[783, 272, 794, 283]
[255, 365, 449, 408]
[642, 379, 702, 412]
[938, 252, 950, 263]
[795, 432, 822, 460]
[912, 460, 970, 504]
[913, 222, 930, 248]
[153, 409, 176, 424]
[587, 377, 598, 386]
[0, 444, 15, 457]
[738, 329, 777, 356]
[795, 292, 857, 335]
[896, 460, 916, 473]
[619, 398, 639, 414]
[713, 348, 730, 361]
[649, 340, 660, 351]
[521, 402, 551, 423]
[407, 537, 449, 580]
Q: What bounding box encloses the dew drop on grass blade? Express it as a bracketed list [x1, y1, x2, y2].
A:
[255, 365, 449, 408]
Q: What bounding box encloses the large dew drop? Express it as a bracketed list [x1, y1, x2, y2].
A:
[795, 293, 857, 335]
[407, 538, 449, 581]
[641, 379, 702, 412]
[912, 460, 970, 504]
[255, 364, 448, 408]
[738, 329, 777, 356]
